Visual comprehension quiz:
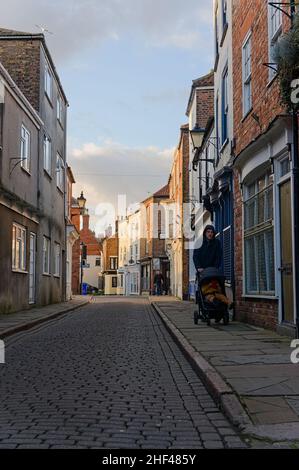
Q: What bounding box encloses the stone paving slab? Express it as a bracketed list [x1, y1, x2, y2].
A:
[0, 296, 91, 338]
[151, 299, 299, 442]
[243, 397, 298, 425]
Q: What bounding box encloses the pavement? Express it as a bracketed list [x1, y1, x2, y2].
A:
[150, 296, 299, 447]
[0, 296, 91, 339]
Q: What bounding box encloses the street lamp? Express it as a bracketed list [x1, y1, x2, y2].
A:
[77, 191, 86, 211]
[190, 126, 205, 152]
[190, 127, 215, 168]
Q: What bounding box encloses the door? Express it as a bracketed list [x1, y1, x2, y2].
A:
[29, 233, 36, 304]
[279, 180, 294, 323]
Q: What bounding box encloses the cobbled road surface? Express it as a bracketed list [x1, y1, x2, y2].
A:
[0, 297, 247, 449]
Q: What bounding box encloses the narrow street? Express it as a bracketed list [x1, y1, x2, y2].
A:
[0, 298, 246, 449]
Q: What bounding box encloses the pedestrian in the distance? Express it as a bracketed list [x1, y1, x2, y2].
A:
[154, 271, 164, 295]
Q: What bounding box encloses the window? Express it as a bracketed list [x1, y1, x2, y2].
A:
[215, 4, 219, 59]
[112, 276, 117, 288]
[45, 63, 52, 100]
[43, 135, 52, 174]
[280, 158, 290, 177]
[95, 257, 101, 267]
[244, 170, 275, 295]
[20, 125, 31, 172]
[221, 68, 228, 144]
[56, 153, 64, 191]
[110, 257, 118, 270]
[54, 243, 61, 276]
[12, 223, 26, 271]
[43, 237, 51, 274]
[57, 95, 63, 124]
[268, 4, 282, 80]
[242, 33, 252, 116]
[222, 0, 228, 30]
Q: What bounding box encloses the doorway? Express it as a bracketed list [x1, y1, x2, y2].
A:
[279, 179, 294, 323]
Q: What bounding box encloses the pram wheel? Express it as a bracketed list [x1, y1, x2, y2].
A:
[193, 310, 199, 325]
[223, 311, 229, 325]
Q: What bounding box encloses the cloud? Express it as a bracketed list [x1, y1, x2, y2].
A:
[69, 140, 174, 234]
[1, 0, 213, 63]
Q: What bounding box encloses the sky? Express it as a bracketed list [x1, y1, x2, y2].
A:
[1, 0, 214, 235]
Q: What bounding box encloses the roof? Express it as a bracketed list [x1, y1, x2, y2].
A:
[153, 184, 169, 198]
[0, 27, 68, 105]
[0, 27, 42, 37]
[186, 71, 214, 116]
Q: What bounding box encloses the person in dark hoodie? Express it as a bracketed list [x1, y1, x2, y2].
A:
[193, 225, 222, 273]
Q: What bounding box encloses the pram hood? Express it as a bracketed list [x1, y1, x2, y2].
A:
[199, 267, 225, 285]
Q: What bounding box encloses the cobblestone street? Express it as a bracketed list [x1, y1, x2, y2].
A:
[0, 298, 247, 449]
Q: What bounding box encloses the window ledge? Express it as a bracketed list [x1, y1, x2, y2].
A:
[214, 53, 219, 72]
[267, 73, 278, 89]
[44, 169, 52, 179]
[242, 294, 278, 300]
[220, 138, 229, 153]
[220, 23, 228, 47]
[43, 273, 51, 277]
[53, 275, 61, 279]
[12, 269, 28, 274]
[241, 107, 253, 123]
[57, 119, 64, 131]
[45, 92, 53, 108]
[21, 166, 31, 176]
[57, 186, 64, 195]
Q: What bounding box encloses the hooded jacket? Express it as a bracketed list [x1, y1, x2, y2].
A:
[193, 225, 222, 270]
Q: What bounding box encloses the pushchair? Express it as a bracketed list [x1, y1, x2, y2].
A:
[193, 267, 229, 326]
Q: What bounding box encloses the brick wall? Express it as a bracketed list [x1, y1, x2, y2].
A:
[181, 126, 190, 299]
[232, 0, 290, 157]
[103, 236, 118, 272]
[233, 171, 278, 330]
[0, 39, 41, 111]
[196, 88, 214, 128]
[232, 1, 286, 330]
[80, 214, 102, 256]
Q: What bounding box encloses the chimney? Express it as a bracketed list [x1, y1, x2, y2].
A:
[83, 212, 90, 230]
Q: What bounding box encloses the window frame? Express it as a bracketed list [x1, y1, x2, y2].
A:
[110, 256, 118, 270]
[54, 242, 61, 277]
[57, 94, 63, 125]
[43, 236, 51, 275]
[45, 63, 53, 102]
[242, 31, 252, 117]
[56, 153, 65, 192]
[43, 134, 52, 175]
[268, 3, 283, 81]
[243, 171, 275, 296]
[12, 223, 27, 272]
[20, 125, 31, 173]
[221, 67, 229, 145]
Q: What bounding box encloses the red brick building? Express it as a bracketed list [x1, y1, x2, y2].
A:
[168, 124, 190, 299]
[102, 227, 118, 295]
[232, 1, 295, 334]
[71, 196, 102, 294]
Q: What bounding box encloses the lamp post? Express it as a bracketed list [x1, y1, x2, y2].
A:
[77, 191, 86, 212]
[289, 1, 299, 338]
[77, 191, 86, 295]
